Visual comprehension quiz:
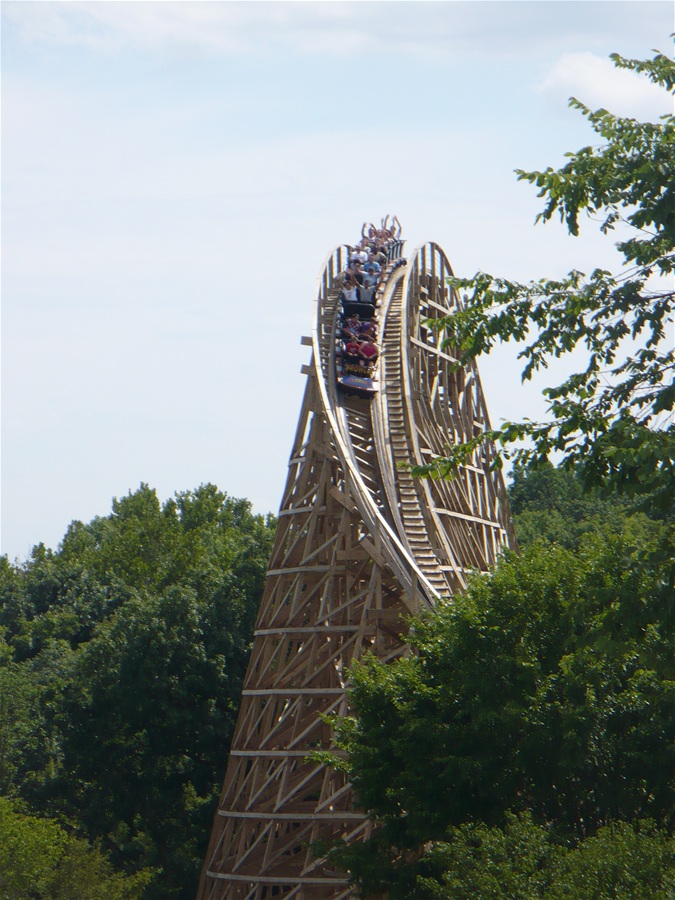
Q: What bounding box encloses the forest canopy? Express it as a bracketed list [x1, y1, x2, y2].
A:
[323, 467, 673, 897]
[0, 483, 276, 899]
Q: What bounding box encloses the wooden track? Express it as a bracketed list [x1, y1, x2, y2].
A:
[197, 242, 515, 899]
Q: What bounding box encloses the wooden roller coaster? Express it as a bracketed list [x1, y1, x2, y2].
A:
[197, 234, 516, 899]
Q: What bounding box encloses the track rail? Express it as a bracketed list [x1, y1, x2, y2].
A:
[314, 242, 511, 602]
[315, 247, 440, 611]
[373, 273, 450, 594]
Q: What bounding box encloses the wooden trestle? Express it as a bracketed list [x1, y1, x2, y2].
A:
[197, 242, 516, 899]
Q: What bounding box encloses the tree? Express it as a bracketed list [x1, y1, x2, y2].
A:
[418, 815, 675, 900]
[413, 50, 674, 512]
[56, 583, 254, 895]
[322, 527, 674, 897]
[0, 483, 276, 899]
[0, 797, 152, 899]
[506, 462, 662, 550]
[0, 644, 42, 794]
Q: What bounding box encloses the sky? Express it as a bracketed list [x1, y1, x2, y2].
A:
[2, 1, 673, 561]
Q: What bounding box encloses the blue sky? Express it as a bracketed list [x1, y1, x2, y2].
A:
[2, 1, 673, 560]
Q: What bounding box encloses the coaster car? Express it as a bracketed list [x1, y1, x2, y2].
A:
[336, 356, 380, 396]
[337, 370, 380, 396]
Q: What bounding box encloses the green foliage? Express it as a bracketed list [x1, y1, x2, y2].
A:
[418, 815, 675, 900]
[547, 819, 675, 900]
[0, 649, 41, 794]
[326, 527, 674, 896]
[0, 796, 153, 899]
[506, 462, 662, 550]
[0, 636, 76, 801]
[415, 50, 675, 512]
[0, 483, 275, 898]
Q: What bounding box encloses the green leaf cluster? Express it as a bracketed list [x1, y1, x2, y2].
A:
[507, 462, 663, 550]
[0, 796, 153, 899]
[325, 514, 674, 896]
[0, 483, 275, 898]
[421, 49, 675, 512]
[419, 815, 675, 899]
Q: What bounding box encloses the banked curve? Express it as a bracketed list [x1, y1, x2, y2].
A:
[310, 244, 439, 612]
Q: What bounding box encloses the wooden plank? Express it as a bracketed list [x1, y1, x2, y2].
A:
[336, 547, 369, 561]
[410, 336, 459, 364]
[360, 536, 385, 568]
[329, 485, 356, 511]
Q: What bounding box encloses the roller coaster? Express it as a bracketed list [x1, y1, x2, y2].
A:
[197, 228, 516, 899]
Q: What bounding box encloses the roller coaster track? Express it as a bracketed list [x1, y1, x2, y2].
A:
[198, 240, 515, 900]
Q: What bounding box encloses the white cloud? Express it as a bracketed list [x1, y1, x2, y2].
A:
[537, 52, 672, 121]
[3, 1, 673, 60]
[3, 2, 436, 56]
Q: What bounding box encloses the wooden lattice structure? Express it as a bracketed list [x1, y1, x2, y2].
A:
[197, 240, 516, 899]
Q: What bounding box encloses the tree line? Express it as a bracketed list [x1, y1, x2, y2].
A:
[0, 483, 276, 898]
[2, 463, 670, 898]
[324, 469, 673, 897]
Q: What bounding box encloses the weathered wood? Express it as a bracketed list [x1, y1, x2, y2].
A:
[197, 240, 515, 900]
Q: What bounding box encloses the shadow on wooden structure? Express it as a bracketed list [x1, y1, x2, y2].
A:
[197, 240, 516, 899]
